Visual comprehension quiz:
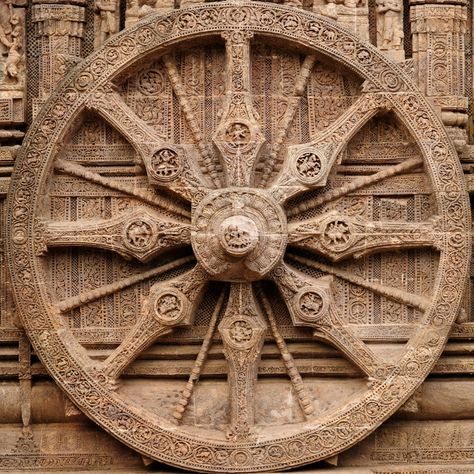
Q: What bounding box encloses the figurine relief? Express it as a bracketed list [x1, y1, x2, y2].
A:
[125, 0, 173, 28]
[0, 4, 23, 85]
[317, 0, 368, 41]
[95, 0, 118, 46]
[376, 0, 404, 50]
[324, 0, 338, 21]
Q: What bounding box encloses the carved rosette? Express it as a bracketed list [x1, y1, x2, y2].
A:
[6, 3, 470, 473]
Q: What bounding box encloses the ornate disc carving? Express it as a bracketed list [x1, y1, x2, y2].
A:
[7, 2, 471, 472]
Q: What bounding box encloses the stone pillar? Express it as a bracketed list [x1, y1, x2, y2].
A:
[31, 0, 86, 117]
[410, 0, 468, 146]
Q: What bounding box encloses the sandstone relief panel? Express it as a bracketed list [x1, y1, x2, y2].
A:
[0, 0, 473, 472]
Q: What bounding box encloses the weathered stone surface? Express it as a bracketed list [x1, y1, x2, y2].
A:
[0, 0, 473, 471]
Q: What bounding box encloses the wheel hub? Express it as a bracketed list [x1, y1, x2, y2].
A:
[192, 188, 287, 281]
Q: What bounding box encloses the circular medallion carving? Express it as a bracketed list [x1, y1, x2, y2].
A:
[124, 219, 155, 250]
[7, 3, 470, 473]
[229, 319, 253, 344]
[225, 122, 251, 146]
[152, 290, 185, 324]
[321, 218, 353, 252]
[219, 215, 259, 257]
[295, 151, 322, 180]
[151, 147, 181, 181]
[138, 69, 166, 95]
[296, 289, 327, 323]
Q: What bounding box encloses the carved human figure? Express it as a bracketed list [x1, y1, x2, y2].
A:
[343, 0, 361, 7]
[95, 0, 118, 45]
[4, 35, 20, 82]
[125, 0, 160, 27]
[376, 0, 404, 50]
[0, 8, 23, 84]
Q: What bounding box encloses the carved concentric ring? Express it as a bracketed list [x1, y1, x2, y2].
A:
[6, 2, 471, 473]
[191, 188, 287, 281]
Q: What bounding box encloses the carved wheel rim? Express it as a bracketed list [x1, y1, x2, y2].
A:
[6, 2, 471, 472]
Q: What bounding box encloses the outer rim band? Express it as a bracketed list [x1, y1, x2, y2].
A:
[6, 2, 471, 472]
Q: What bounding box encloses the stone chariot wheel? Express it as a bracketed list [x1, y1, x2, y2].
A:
[7, 2, 471, 472]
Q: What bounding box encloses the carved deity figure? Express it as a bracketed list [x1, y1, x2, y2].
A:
[0, 6, 23, 84]
[376, 0, 404, 50]
[95, 0, 118, 46]
[125, 0, 159, 27]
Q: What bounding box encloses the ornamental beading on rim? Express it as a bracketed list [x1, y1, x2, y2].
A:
[6, 2, 471, 472]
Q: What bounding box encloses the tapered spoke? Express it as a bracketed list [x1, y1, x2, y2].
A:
[86, 88, 210, 201]
[287, 254, 430, 312]
[57, 256, 194, 313]
[38, 208, 191, 262]
[55, 159, 190, 219]
[273, 93, 392, 203]
[260, 54, 316, 187]
[213, 31, 265, 186]
[173, 289, 226, 422]
[285, 158, 423, 218]
[260, 291, 314, 418]
[289, 212, 441, 261]
[163, 55, 221, 188]
[270, 262, 392, 379]
[218, 283, 266, 441]
[98, 264, 209, 380]
[85, 87, 166, 146]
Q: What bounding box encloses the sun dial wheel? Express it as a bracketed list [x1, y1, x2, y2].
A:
[7, 2, 470, 472]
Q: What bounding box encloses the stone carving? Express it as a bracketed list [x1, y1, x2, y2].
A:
[0, 0, 473, 472]
[410, 2, 468, 146]
[31, 3, 86, 116]
[314, 0, 369, 42]
[95, 0, 119, 47]
[0, 0, 25, 126]
[0, 3, 23, 85]
[376, 0, 404, 60]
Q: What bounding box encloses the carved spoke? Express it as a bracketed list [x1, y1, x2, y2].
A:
[173, 289, 226, 422]
[287, 254, 430, 312]
[213, 31, 265, 187]
[289, 212, 441, 261]
[85, 88, 211, 201]
[99, 264, 209, 381]
[260, 54, 317, 187]
[260, 291, 314, 418]
[55, 159, 190, 219]
[273, 93, 392, 203]
[270, 262, 389, 379]
[286, 157, 423, 218]
[163, 55, 221, 188]
[218, 283, 267, 441]
[39, 208, 191, 262]
[57, 256, 194, 313]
